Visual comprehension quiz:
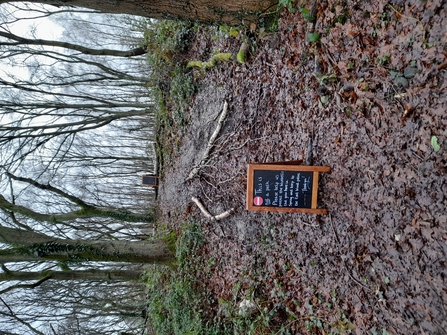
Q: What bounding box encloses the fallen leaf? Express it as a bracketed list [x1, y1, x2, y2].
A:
[306, 32, 321, 42]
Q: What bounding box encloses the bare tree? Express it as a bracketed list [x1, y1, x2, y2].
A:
[1, 276, 147, 334]
[0, 6, 165, 334]
[0, 170, 171, 334]
[0, 268, 145, 285]
[0, 224, 173, 264]
[0, 3, 156, 214]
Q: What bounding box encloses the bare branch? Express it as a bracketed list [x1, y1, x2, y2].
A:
[0, 276, 51, 295]
[6, 172, 92, 208]
[0, 297, 46, 335]
[0, 31, 147, 57]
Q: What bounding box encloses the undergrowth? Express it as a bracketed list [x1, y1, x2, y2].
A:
[142, 216, 357, 334]
[143, 222, 219, 335]
[145, 20, 198, 175]
[143, 222, 320, 335]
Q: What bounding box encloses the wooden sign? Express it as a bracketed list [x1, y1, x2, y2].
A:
[142, 175, 158, 187]
[246, 164, 330, 214]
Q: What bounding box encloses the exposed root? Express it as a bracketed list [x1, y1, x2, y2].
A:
[191, 196, 234, 221]
[186, 101, 228, 181]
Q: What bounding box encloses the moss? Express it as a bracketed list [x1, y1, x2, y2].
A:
[258, 6, 281, 32]
[187, 52, 233, 70]
[58, 262, 71, 271]
[237, 42, 249, 63]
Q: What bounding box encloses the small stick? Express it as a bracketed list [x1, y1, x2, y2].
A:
[301, 220, 318, 227]
[329, 215, 369, 290]
[329, 214, 340, 244]
[342, 261, 370, 290]
[191, 196, 234, 221]
[305, 128, 314, 165]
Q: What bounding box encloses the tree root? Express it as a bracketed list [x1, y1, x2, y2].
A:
[191, 196, 234, 221]
[186, 100, 228, 181]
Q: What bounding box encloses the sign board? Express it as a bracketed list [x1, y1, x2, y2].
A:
[246, 164, 330, 214]
[142, 175, 158, 187]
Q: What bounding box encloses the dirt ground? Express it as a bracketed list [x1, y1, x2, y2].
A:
[157, 1, 447, 334]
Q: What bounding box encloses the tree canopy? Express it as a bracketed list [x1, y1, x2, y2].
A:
[0, 4, 168, 333]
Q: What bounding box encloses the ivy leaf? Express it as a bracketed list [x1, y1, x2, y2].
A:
[306, 32, 320, 43]
[389, 70, 401, 79]
[431, 136, 441, 152]
[403, 66, 418, 79]
[320, 95, 329, 104]
[300, 8, 315, 21]
[347, 321, 355, 330]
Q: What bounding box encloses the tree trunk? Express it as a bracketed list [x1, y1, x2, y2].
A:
[0, 269, 144, 282]
[9, 0, 277, 25]
[0, 226, 175, 265]
[0, 193, 154, 224]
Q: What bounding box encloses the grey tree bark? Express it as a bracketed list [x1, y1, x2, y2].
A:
[0, 225, 174, 264]
[2, 0, 277, 25]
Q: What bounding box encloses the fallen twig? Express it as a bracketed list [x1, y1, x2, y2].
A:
[329, 214, 340, 244]
[305, 128, 314, 165]
[328, 215, 370, 290]
[191, 196, 234, 221]
[302, 220, 319, 227]
[186, 101, 228, 181]
[342, 260, 370, 290]
[388, 4, 426, 42]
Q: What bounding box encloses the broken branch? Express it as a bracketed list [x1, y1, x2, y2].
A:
[191, 196, 234, 221]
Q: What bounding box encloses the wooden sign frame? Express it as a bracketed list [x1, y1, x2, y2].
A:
[246, 164, 330, 214]
[142, 174, 158, 187]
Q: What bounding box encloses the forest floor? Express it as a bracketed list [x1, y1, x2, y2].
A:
[155, 1, 446, 334]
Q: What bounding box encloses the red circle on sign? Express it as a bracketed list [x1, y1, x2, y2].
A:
[254, 196, 263, 206]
